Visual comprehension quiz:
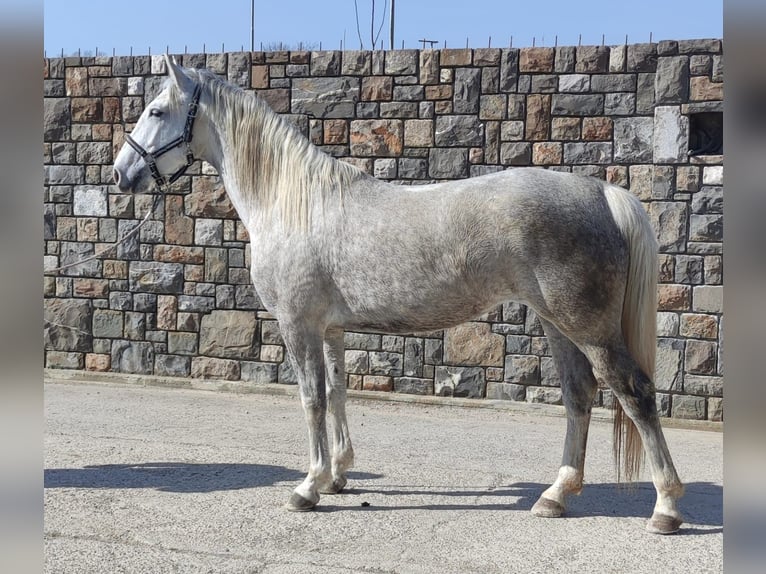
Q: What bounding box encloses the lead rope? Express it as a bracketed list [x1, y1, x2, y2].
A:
[45, 191, 163, 274]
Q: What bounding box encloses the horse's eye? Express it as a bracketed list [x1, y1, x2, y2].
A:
[149, 109, 164, 118]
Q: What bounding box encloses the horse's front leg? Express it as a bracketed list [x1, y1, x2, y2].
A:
[281, 324, 331, 512]
[321, 328, 354, 494]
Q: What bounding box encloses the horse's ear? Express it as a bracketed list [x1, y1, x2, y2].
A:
[164, 53, 193, 92]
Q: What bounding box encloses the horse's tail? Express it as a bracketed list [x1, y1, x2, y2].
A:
[603, 183, 658, 482]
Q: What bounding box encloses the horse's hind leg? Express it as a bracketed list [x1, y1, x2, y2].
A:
[581, 340, 684, 534]
[532, 320, 599, 518]
[320, 328, 354, 494]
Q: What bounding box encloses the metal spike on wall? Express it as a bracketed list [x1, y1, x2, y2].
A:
[509, 36, 512, 48]
[650, 32, 653, 43]
[488, 35, 492, 48]
[532, 37, 535, 47]
[555, 35, 558, 47]
[602, 34, 605, 46]
[578, 34, 582, 47]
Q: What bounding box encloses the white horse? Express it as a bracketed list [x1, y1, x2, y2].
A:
[113, 55, 684, 534]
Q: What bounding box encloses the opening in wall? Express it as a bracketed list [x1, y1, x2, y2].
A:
[688, 112, 723, 156]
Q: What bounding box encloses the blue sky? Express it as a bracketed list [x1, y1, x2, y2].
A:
[44, 0, 722, 57]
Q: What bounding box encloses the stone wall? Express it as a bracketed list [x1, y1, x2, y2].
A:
[43, 39, 724, 421]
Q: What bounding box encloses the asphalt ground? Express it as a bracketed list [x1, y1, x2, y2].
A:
[44, 373, 722, 573]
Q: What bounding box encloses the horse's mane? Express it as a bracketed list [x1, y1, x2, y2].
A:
[167, 68, 363, 230]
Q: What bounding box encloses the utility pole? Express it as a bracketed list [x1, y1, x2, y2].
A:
[389, 0, 395, 51]
[250, 0, 255, 51]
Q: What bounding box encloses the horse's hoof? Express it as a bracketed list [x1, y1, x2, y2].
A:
[285, 492, 317, 512]
[531, 496, 565, 518]
[646, 513, 683, 534]
[319, 476, 348, 495]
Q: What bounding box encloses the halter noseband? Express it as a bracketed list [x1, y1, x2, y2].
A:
[125, 82, 202, 190]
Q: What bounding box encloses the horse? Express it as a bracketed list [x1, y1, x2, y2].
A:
[112, 54, 684, 534]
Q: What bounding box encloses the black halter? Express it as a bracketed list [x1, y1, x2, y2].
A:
[125, 82, 202, 190]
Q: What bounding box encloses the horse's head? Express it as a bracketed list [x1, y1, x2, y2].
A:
[112, 54, 201, 193]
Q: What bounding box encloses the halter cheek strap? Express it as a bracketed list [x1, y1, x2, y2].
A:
[125, 82, 202, 190]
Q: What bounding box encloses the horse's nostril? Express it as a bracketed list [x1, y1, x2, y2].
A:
[112, 168, 120, 186]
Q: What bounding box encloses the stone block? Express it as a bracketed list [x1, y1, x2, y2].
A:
[191, 356, 240, 380]
[394, 377, 433, 395]
[656, 312, 679, 337]
[653, 106, 689, 164]
[519, 47, 554, 72]
[404, 119, 433, 147]
[384, 50, 417, 74]
[702, 166, 723, 186]
[194, 219, 223, 246]
[581, 117, 613, 141]
[198, 310, 258, 359]
[434, 115, 483, 147]
[685, 340, 717, 375]
[526, 387, 563, 405]
[369, 351, 403, 377]
[345, 332, 381, 350]
[655, 338, 684, 391]
[292, 77, 359, 118]
[429, 148, 468, 178]
[612, 118, 653, 163]
[435, 366, 486, 398]
[604, 93, 636, 116]
[129, 262, 184, 294]
[350, 119, 403, 157]
[539, 357, 560, 387]
[345, 350, 369, 374]
[693, 285, 723, 313]
[690, 76, 723, 101]
[655, 57, 690, 103]
[501, 120, 525, 141]
[559, 74, 589, 93]
[636, 73, 656, 114]
[525, 95, 551, 141]
[675, 255, 704, 284]
[46, 351, 83, 369]
[44, 298, 92, 351]
[403, 338, 424, 377]
[563, 142, 612, 164]
[689, 214, 722, 242]
[306, 51, 338, 76]
[680, 313, 718, 339]
[671, 395, 706, 420]
[111, 341, 153, 374]
[609, 45, 626, 72]
[500, 142, 532, 166]
[647, 202, 688, 253]
[168, 332, 198, 355]
[154, 354, 190, 377]
[575, 46, 609, 72]
[627, 43, 658, 72]
[241, 361, 279, 384]
[486, 382, 526, 401]
[185, 181, 237, 218]
[444, 322, 504, 366]
[85, 353, 110, 372]
[691, 186, 722, 214]
[453, 68, 481, 114]
[551, 94, 604, 116]
[363, 375, 393, 392]
[504, 355, 540, 385]
[590, 74, 637, 92]
[554, 46, 576, 72]
[361, 76, 393, 101]
[499, 49, 519, 91]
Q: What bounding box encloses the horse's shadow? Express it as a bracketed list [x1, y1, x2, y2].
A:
[44, 464, 721, 534]
[328, 481, 723, 534]
[43, 462, 381, 493]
